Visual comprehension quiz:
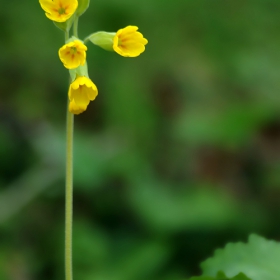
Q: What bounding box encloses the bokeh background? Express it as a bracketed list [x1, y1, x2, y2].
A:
[1, 0, 280, 279]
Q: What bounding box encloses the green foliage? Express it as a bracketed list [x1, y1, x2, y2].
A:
[174, 103, 273, 147]
[127, 181, 265, 232]
[202, 235, 280, 280]
[189, 271, 251, 280]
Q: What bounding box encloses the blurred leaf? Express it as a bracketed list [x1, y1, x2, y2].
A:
[72, 220, 110, 279]
[89, 241, 170, 280]
[189, 271, 251, 280]
[128, 180, 266, 232]
[201, 235, 280, 280]
[174, 103, 273, 147]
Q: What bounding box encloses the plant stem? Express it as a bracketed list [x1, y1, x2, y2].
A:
[65, 31, 69, 42]
[73, 16, 79, 37]
[65, 100, 74, 280]
[65, 30, 74, 280]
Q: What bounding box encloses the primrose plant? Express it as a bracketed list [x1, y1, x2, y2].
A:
[38, 0, 148, 279]
[39, 2, 280, 280]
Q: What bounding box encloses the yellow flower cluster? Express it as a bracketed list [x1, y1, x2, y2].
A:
[59, 38, 97, 114]
[39, 0, 148, 115]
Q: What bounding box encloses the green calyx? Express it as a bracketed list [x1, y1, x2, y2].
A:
[65, 36, 80, 44]
[69, 61, 89, 82]
[85, 31, 116, 51]
[53, 16, 75, 32]
[76, 0, 90, 17]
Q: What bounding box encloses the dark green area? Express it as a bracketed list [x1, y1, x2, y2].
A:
[1, 1, 280, 279]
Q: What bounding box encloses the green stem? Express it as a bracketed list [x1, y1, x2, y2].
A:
[65, 31, 69, 42]
[83, 36, 90, 44]
[64, 30, 74, 280]
[65, 100, 74, 280]
[73, 16, 79, 37]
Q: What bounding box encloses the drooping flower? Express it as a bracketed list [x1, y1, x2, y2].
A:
[59, 40, 87, 69]
[113, 26, 148, 57]
[39, 0, 78, 22]
[68, 76, 98, 114]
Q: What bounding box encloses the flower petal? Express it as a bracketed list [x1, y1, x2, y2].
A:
[39, 0, 53, 13]
[69, 100, 86, 115]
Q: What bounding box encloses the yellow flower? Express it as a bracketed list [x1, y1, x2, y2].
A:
[59, 40, 87, 69]
[113, 26, 148, 57]
[39, 0, 78, 22]
[68, 76, 98, 114]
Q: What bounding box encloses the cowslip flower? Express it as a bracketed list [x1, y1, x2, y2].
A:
[59, 40, 87, 69]
[113, 26, 148, 57]
[39, 0, 78, 22]
[87, 26, 148, 57]
[68, 76, 98, 114]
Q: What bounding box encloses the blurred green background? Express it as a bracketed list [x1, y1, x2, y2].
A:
[1, 0, 280, 279]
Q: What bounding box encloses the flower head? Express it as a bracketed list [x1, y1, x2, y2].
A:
[59, 40, 87, 69]
[39, 0, 78, 22]
[68, 76, 98, 114]
[113, 26, 148, 57]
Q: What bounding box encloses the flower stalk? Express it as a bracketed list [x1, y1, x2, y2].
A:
[65, 28, 73, 280]
[73, 16, 79, 37]
[65, 99, 74, 280]
[38, 1, 148, 279]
